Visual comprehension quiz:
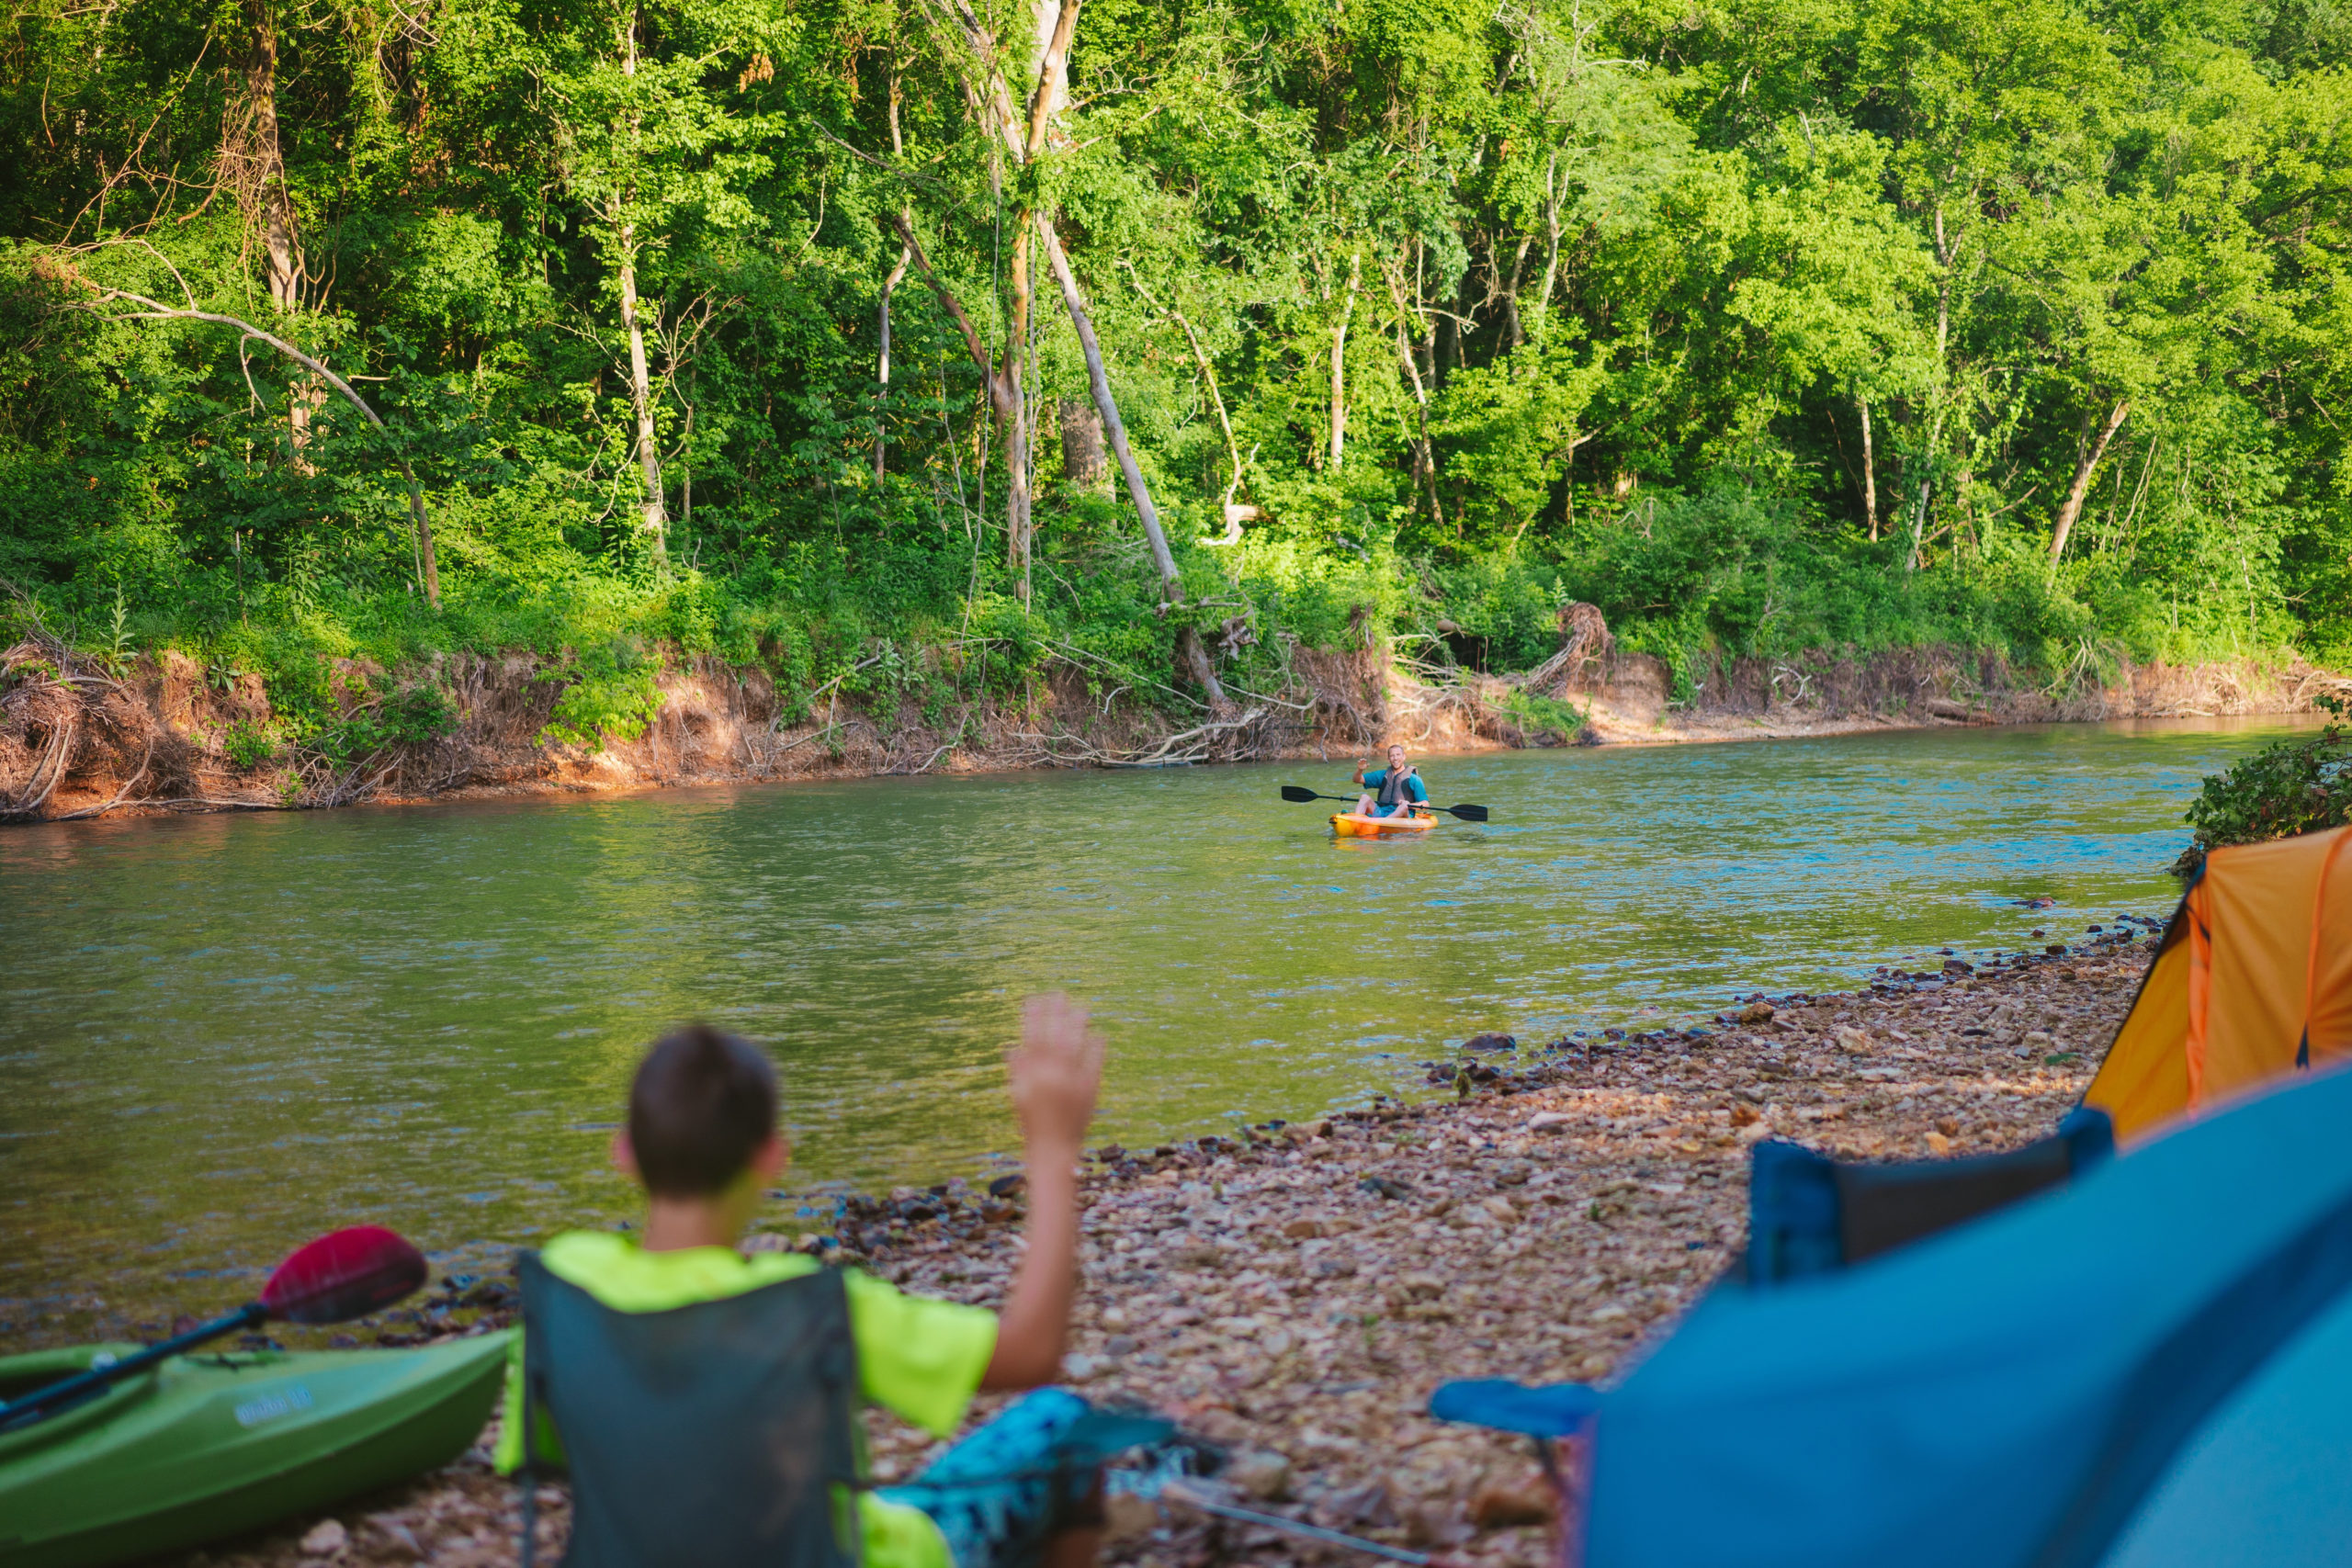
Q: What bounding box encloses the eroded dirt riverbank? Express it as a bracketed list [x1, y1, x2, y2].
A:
[172, 919, 2160, 1568]
[6, 609, 2333, 823]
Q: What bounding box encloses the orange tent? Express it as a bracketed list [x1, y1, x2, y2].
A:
[2086, 823, 2352, 1142]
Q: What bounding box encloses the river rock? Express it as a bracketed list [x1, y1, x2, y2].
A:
[1397, 1272, 1446, 1301]
[1463, 1032, 1517, 1053]
[1471, 1477, 1558, 1529]
[1228, 1449, 1294, 1501]
[1101, 1489, 1159, 1544]
[1320, 1479, 1397, 1529]
[300, 1520, 348, 1557]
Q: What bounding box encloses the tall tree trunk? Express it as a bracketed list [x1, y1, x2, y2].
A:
[1500, 233, 1532, 352]
[2050, 399, 2131, 567]
[617, 228, 666, 566]
[1037, 216, 1227, 707]
[243, 0, 319, 466]
[1058, 395, 1105, 490]
[1529, 152, 1563, 346]
[244, 0, 300, 315]
[1329, 249, 1359, 470]
[616, 8, 665, 566]
[921, 0, 1081, 602]
[1382, 265, 1444, 528]
[1859, 397, 1879, 541]
[1002, 231, 1032, 594]
[876, 73, 910, 484]
[876, 243, 909, 481]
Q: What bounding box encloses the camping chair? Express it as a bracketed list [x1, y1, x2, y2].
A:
[514, 1252, 1175, 1568]
[514, 1252, 864, 1568]
[1430, 1063, 2352, 1568]
[1744, 1106, 2115, 1282]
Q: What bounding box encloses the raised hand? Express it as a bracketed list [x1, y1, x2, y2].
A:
[1006, 991, 1103, 1157]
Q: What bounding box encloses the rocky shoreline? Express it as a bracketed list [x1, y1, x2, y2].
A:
[173, 916, 2165, 1568]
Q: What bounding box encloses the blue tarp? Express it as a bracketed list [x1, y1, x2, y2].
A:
[1436, 1063, 2352, 1568]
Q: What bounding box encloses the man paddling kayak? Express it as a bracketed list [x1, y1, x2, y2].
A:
[1352, 743, 1430, 819]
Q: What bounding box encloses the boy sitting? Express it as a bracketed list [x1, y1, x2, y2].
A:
[498, 993, 1110, 1568]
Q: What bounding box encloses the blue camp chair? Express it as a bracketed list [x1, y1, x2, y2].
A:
[1431, 1066, 2352, 1568]
[1744, 1106, 2115, 1282]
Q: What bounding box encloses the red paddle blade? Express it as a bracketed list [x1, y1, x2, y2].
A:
[259, 1225, 429, 1325]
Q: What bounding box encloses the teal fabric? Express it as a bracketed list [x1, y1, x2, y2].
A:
[880, 1392, 1173, 1568]
[2100, 1283, 2352, 1568]
[1436, 1064, 2352, 1568]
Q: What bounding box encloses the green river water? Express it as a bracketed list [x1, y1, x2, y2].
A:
[0, 717, 2301, 1340]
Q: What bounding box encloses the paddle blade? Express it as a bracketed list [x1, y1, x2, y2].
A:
[259, 1225, 428, 1325]
[1280, 785, 1323, 803]
[1446, 805, 1490, 822]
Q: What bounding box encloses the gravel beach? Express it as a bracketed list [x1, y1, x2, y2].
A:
[178, 919, 2163, 1568]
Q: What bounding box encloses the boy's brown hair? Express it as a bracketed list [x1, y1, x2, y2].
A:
[628, 1024, 779, 1197]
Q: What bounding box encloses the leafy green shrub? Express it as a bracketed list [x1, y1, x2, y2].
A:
[2173, 697, 2352, 878]
[306, 684, 460, 765]
[542, 642, 665, 748]
[1492, 687, 1591, 741]
[1424, 557, 1566, 671]
[223, 720, 280, 769]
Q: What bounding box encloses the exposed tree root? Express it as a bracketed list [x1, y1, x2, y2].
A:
[1008, 705, 1282, 768]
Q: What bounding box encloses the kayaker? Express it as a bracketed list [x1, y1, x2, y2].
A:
[497, 997, 1115, 1568]
[1352, 742, 1429, 818]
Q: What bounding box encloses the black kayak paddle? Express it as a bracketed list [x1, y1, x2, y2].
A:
[1280, 785, 1489, 822]
[0, 1225, 430, 1432]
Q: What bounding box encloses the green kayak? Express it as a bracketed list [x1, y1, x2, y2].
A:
[0, 1331, 512, 1568]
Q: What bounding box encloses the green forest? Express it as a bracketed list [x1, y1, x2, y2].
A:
[4, 0, 2348, 740]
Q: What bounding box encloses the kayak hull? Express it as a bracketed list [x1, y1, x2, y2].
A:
[1329, 809, 1436, 836]
[0, 1332, 512, 1568]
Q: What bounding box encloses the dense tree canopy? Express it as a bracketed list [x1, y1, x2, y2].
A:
[3, 0, 2346, 728]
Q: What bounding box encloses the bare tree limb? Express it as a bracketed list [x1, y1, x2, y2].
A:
[2050, 398, 2131, 568]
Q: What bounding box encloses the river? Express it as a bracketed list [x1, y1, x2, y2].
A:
[0, 716, 2299, 1339]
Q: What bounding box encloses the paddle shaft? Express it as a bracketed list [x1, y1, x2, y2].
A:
[1159, 1481, 1431, 1565]
[1281, 787, 1486, 821]
[0, 1302, 265, 1430]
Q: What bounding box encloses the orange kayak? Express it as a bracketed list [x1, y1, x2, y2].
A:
[1329, 809, 1437, 837]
